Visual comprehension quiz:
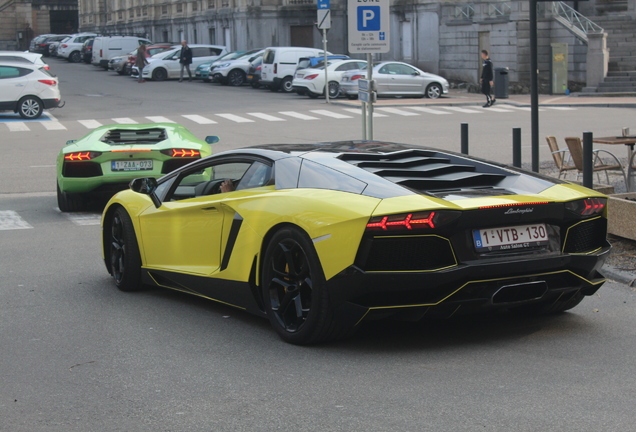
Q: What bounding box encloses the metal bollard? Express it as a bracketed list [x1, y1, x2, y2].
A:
[461, 123, 469, 155]
[512, 128, 522, 168]
[583, 132, 594, 189]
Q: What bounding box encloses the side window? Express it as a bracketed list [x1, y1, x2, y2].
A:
[398, 64, 417, 75]
[335, 62, 353, 72]
[166, 161, 253, 201]
[210, 48, 223, 56]
[0, 66, 25, 79]
[298, 160, 366, 194]
[378, 65, 390, 74]
[191, 47, 208, 57]
[235, 161, 273, 191]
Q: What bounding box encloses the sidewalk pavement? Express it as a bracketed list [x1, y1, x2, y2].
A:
[332, 89, 636, 108]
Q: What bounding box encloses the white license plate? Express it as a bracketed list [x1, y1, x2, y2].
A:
[111, 160, 153, 171]
[473, 223, 548, 251]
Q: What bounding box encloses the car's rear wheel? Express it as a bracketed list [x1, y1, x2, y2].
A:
[152, 68, 168, 81]
[327, 81, 340, 98]
[108, 207, 143, 292]
[262, 226, 351, 344]
[69, 51, 81, 63]
[17, 96, 43, 119]
[280, 76, 294, 93]
[426, 83, 443, 99]
[227, 69, 246, 86]
[307, 91, 320, 99]
[268, 83, 279, 92]
[57, 183, 85, 212]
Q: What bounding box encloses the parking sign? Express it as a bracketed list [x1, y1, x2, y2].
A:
[348, 0, 390, 53]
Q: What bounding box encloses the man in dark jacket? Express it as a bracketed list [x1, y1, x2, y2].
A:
[480, 50, 495, 107]
[179, 40, 193, 82]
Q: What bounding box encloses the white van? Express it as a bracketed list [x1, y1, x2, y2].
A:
[260, 47, 330, 92]
[92, 36, 152, 69]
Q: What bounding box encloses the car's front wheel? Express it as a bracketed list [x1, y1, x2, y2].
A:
[152, 68, 167, 81]
[425, 83, 443, 99]
[227, 69, 246, 86]
[108, 207, 143, 292]
[69, 51, 81, 63]
[327, 81, 340, 98]
[17, 96, 43, 119]
[262, 226, 351, 344]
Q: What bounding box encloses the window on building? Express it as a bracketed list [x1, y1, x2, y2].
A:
[176, 3, 183, 13]
[192, 1, 198, 11]
[136, 8, 141, 16]
[208, 0, 215, 8]
[118, 11, 123, 20]
[208, 28, 215, 44]
[143, 6, 147, 15]
[161, 5, 167, 15]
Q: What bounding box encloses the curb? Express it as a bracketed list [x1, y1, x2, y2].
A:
[601, 264, 636, 287]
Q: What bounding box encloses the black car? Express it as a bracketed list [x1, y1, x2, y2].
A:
[81, 38, 95, 64]
[246, 56, 263, 89]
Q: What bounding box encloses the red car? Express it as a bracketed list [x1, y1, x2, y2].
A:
[124, 43, 174, 75]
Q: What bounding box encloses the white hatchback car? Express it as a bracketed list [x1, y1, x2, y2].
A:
[292, 59, 368, 98]
[57, 33, 98, 63]
[0, 61, 63, 119]
[138, 45, 227, 81]
[0, 51, 50, 69]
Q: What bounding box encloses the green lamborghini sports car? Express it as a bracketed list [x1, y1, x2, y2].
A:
[56, 123, 216, 211]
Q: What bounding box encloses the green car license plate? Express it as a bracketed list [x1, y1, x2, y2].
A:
[112, 160, 153, 171]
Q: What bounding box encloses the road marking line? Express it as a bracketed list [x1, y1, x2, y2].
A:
[113, 117, 138, 124]
[278, 111, 319, 120]
[40, 121, 67, 130]
[502, 105, 545, 112]
[146, 116, 175, 123]
[479, 107, 515, 113]
[376, 107, 420, 116]
[0, 210, 33, 230]
[407, 107, 452, 115]
[309, 110, 353, 119]
[246, 112, 286, 122]
[78, 119, 103, 129]
[30, 165, 56, 168]
[55, 208, 102, 226]
[342, 108, 388, 117]
[442, 107, 482, 114]
[545, 106, 576, 111]
[182, 114, 218, 124]
[215, 113, 255, 123]
[6, 122, 30, 132]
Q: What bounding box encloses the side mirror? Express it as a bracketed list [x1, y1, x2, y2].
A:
[130, 177, 157, 194]
[205, 136, 220, 144]
[66, 139, 77, 145]
[412, 71, 420, 76]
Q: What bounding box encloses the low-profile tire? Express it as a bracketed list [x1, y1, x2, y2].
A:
[69, 51, 81, 63]
[227, 69, 246, 86]
[280, 76, 294, 93]
[425, 83, 443, 99]
[327, 81, 340, 98]
[152, 68, 168, 81]
[262, 226, 351, 345]
[307, 91, 320, 99]
[18, 96, 43, 119]
[512, 291, 585, 316]
[108, 207, 143, 292]
[57, 183, 85, 212]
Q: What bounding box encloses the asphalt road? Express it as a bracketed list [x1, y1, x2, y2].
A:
[1, 57, 635, 431]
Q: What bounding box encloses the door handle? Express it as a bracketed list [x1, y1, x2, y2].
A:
[15, 84, 24, 87]
[202, 206, 218, 211]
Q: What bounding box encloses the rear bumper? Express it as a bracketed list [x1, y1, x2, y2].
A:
[43, 99, 63, 109]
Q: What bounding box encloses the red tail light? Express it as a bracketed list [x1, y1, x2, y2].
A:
[161, 149, 201, 157]
[256, 66, 261, 71]
[274, 63, 277, 74]
[38, 43, 47, 47]
[38, 79, 56, 86]
[366, 211, 461, 232]
[43, 66, 50, 70]
[61, 44, 68, 48]
[64, 151, 101, 161]
[565, 198, 606, 216]
[350, 74, 364, 81]
[304, 74, 319, 80]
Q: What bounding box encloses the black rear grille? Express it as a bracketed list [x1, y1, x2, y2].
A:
[62, 162, 103, 178]
[358, 235, 456, 272]
[101, 128, 167, 145]
[563, 218, 607, 253]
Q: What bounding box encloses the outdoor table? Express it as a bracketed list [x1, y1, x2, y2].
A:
[593, 136, 636, 191]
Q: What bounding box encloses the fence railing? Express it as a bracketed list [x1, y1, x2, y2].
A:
[453, 4, 475, 20]
[551, 1, 604, 43]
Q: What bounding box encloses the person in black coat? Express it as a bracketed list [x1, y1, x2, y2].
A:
[179, 40, 193, 82]
[480, 50, 495, 107]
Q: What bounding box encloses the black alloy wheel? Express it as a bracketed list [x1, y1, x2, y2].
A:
[227, 69, 246, 86]
[152, 68, 168, 81]
[69, 51, 81, 63]
[262, 227, 350, 344]
[109, 208, 143, 292]
[327, 81, 340, 98]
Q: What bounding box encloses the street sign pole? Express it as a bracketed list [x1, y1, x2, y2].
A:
[367, 53, 373, 139]
[317, 2, 331, 104]
[530, 0, 539, 172]
[323, 28, 329, 103]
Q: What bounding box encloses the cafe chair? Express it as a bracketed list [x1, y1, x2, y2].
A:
[628, 151, 636, 192]
[546, 136, 577, 179]
[564, 136, 627, 187]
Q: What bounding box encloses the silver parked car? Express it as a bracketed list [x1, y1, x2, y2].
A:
[340, 61, 449, 99]
[210, 48, 264, 86]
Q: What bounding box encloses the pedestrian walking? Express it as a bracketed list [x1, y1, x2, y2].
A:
[480, 50, 495, 107]
[136, 44, 149, 83]
[179, 40, 193, 82]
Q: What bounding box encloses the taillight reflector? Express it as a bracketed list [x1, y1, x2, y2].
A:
[274, 63, 277, 74]
[367, 212, 436, 231]
[350, 74, 364, 81]
[171, 149, 200, 157]
[304, 74, 319, 80]
[64, 151, 101, 161]
[38, 79, 56, 86]
[565, 198, 606, 217]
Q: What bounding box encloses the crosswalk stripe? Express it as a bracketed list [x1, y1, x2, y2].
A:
[182, 114, 218, 124]
[376, 107, 419, 116]
[309, 110, 353, 119]
[6, 122, 30, 132]
[216, 113, 254, 123]
[407, 107, 452, 115]
[442, 106, 482, 114]
[56, 208, 102, 226]
[146, 116, 175, 123]
[342, 108, 388, 117]
[479, 107, 515, 113]
[545, 106, 576, 111]
[502, 105, 545, 112]
[78, 119, 102, 129]
[113, 117, 138, 124]
[247, 112, 286, 122]
[278, 111, 319, 120]
[0, 210, 33, 230]
[41, 121, 67, 130]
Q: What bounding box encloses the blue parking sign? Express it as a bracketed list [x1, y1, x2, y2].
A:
[317, 0, 330, 9]
[357, 6, 381, 31]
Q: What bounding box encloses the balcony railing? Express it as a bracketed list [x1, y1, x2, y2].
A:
[453, 4, 475, 20]
[486, 2, 511, 18]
